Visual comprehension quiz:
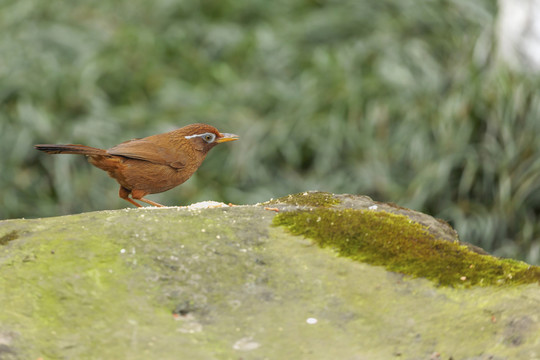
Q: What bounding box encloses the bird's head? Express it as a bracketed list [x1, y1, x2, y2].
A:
[182, 123, 239, 152]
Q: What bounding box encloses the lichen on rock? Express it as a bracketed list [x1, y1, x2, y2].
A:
[272, 192, 540, 287]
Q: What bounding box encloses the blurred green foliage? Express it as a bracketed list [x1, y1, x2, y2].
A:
[1, 0, 539, 264]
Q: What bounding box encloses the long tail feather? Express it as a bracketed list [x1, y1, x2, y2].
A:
[34, 144, 106, 156]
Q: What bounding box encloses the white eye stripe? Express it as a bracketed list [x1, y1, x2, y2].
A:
[185, 132, 217, 143]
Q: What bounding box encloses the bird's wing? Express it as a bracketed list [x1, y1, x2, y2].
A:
[107, 139, 186, 169]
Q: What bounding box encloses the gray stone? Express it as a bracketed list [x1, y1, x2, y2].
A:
[0, 196, 539, 359]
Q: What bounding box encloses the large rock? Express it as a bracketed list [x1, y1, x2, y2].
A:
[0, 192, 539, 359]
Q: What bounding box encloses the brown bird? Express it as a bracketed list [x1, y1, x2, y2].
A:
[35, 123, 239, 208]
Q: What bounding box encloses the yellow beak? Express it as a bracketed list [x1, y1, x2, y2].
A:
[216, 133, 239, 143]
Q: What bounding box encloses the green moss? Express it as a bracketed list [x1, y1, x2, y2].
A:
[274, 209, 540, 287]
[266, 191, 340, 208]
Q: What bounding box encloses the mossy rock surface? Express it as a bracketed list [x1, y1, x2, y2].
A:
[0, 192, 539, 359]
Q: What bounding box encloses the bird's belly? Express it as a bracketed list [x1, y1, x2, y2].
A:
[116, 159, 195, 194]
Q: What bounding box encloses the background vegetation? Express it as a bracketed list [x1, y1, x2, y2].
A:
[1, 0, 539, 264]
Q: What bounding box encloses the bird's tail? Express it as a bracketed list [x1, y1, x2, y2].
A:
[34, 144, 107, 156]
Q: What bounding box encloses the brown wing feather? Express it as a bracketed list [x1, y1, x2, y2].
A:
[107, 139, 186, 169]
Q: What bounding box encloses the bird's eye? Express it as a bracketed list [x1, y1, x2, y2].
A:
[184, 132, 217, 143]
[202, 133, 216, 143]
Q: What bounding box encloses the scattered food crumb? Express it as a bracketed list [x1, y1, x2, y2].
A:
[175, 314, 203, 333]
[187, 201, 228, 210]
[233, 337, 260, 351]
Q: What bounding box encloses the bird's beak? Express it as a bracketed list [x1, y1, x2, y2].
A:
[216, 133, 239, 143]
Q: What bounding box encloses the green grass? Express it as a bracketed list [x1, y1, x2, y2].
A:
[1, 0, 540, 264]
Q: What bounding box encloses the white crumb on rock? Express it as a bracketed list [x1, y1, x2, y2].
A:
[233, 337, 260, 351]
[134, 201, 231, 210]
[187, 201, 228, 210]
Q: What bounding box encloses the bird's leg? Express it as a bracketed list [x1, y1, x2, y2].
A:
[131, 189, 165, 207]
[138, 198, 165, 207]
[125, 198, 143, 207]
[119, 186, 142, 208]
